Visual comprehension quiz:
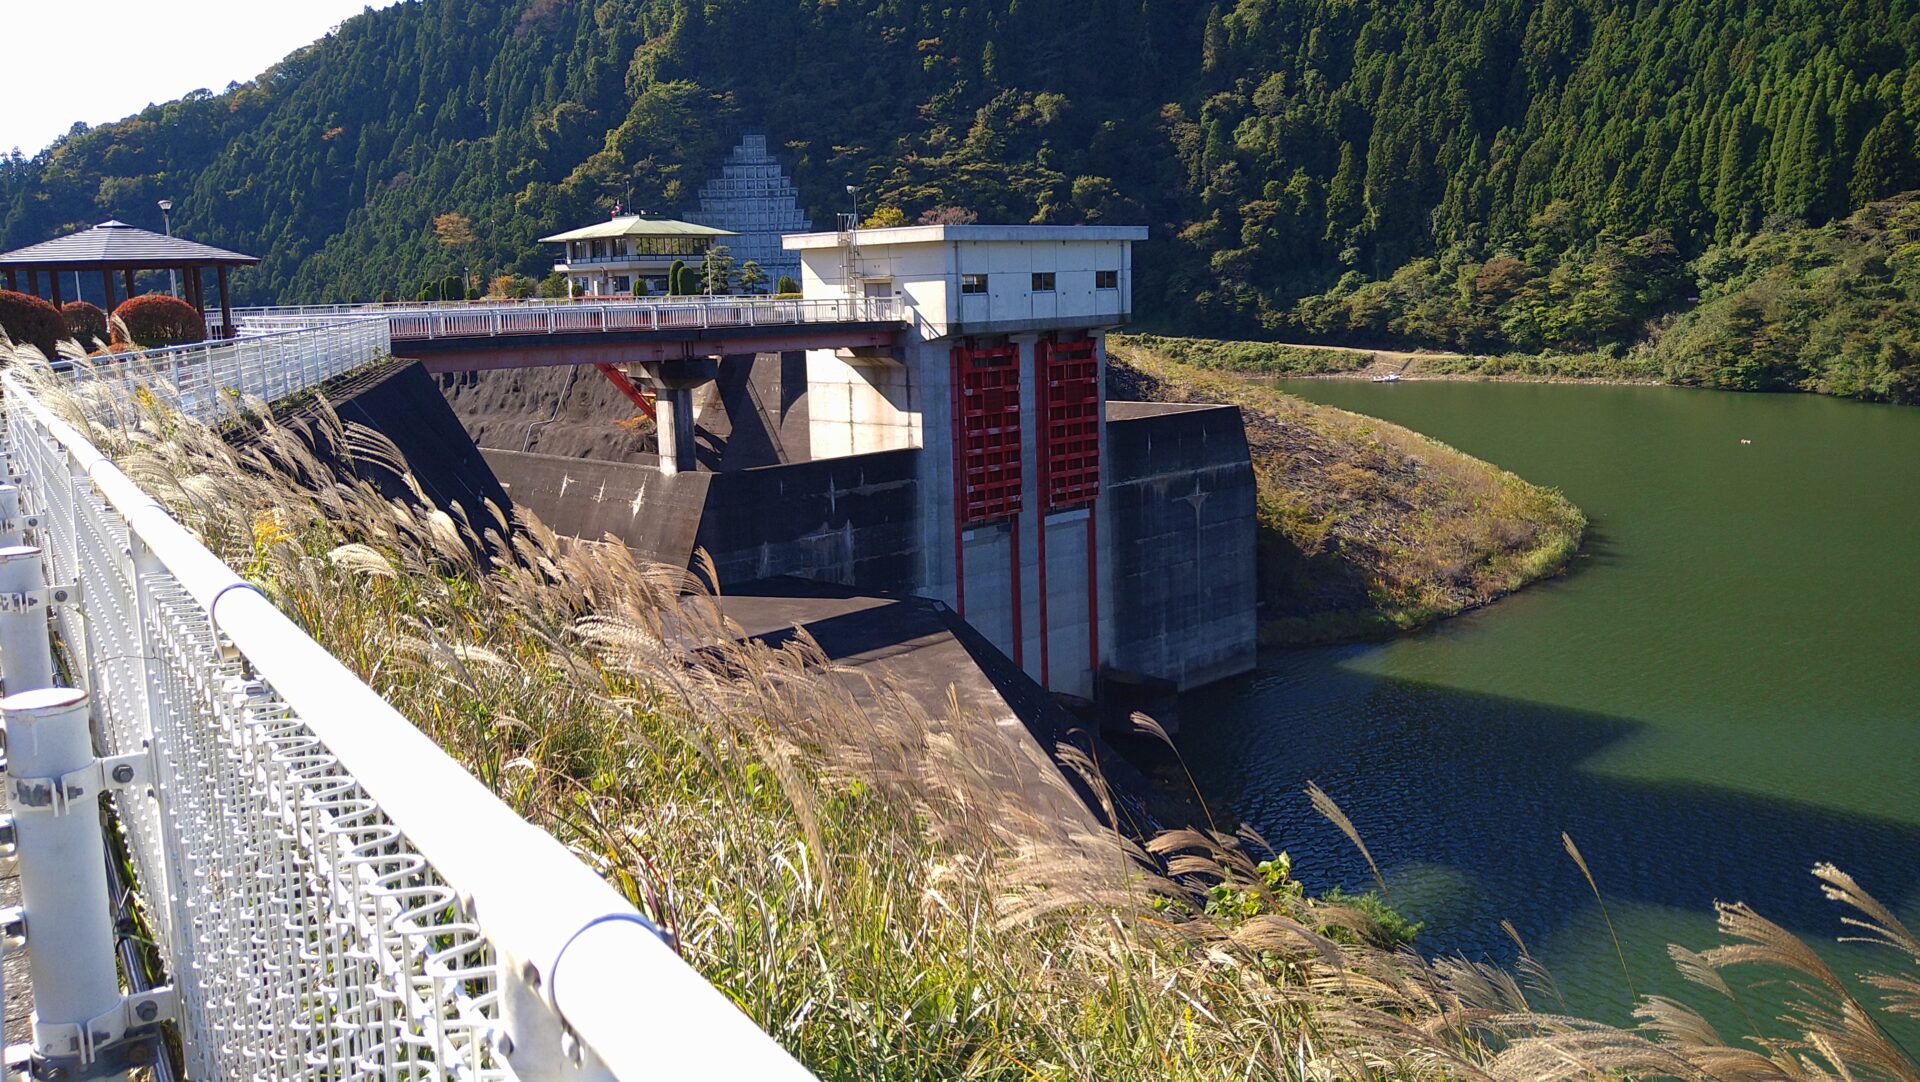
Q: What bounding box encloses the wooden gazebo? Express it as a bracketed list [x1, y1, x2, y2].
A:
[0, 220, 258, 338]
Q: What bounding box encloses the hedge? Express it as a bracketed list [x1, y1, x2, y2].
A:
[0, 290, 66, 358]
[61, 301, 107, 344]
[112, 295, 206, 348]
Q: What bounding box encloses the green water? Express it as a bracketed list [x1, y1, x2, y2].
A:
[1179, 378, 1920, 1021]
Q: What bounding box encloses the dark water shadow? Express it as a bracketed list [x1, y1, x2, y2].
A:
[1176, 667, 1920, 975]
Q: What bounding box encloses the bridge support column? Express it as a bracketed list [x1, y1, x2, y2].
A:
[636, 357, 718, 476]
[655, 388, 697, 475]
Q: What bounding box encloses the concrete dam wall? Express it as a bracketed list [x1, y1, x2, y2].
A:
[1104, 402, 1259, 690]
[302, 357, 1257, 717]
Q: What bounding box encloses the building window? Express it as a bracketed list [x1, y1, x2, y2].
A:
[961, 273, 988, 295]
[612, 275, 632, 294]
[1032, 272, 1056, 292]
[1096, 269, 1119, 289]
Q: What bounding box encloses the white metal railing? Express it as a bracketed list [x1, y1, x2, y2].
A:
[0, 373, 815, 1080]
[220, 294, 902, 342]
[65, 318, 392, 423]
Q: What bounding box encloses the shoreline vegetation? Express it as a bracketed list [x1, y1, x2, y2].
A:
[11, 340, 1920, 1077]
[1108, 337, 1587, 646]
[1115, 332, 1668, 387]
[1127, 191, 1920, 401]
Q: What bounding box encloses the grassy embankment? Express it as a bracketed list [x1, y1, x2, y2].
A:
[18, 342, 1920, 1081]
[1109, 336, 1587, 644]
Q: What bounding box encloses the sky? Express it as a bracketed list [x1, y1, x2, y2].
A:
[3, 0, 405, 157]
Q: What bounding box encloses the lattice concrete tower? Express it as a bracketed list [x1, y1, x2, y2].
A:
[690, 134, 811, 289]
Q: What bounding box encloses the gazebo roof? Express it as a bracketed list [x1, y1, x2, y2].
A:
[0, 220, 259, 269]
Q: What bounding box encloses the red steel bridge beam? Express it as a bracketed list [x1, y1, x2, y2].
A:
[593, 364, 656, 420]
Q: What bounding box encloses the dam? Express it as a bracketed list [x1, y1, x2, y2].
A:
[319, 223, 1260, 724]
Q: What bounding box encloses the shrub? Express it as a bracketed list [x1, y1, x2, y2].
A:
[61, 301, 107, 344]
[440, 275, 464, 302]
[464, 286, 481, 301]
[536, 271, 570, 299]
[0, 290, 68, 357]
[667, 259, 688, 295]
[489, 273, 535, 299]
[775, 274, 801, 296]
[111, 294, 206, 348]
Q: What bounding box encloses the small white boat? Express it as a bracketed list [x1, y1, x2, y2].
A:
[1371, 372, 1402, 383]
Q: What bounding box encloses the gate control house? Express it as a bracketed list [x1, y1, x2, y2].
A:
[780, 224, 1256, 700]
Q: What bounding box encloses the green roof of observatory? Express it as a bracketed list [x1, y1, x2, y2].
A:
[539, 216, 736, 243]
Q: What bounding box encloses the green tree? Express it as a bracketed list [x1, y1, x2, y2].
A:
[1851, 112, 1914, 206]
[737, 260, 768, 293]
[700, 244, 735, 294]
[775, 274, 800, 295]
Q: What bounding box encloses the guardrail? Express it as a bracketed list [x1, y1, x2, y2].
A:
[0, 369, 817, 1078]
[65, 317, 392, 423]
[221, 295, 902, 341]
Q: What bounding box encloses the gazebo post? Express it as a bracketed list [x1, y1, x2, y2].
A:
[102, 270, 116, 311]
[122, 269, 136, 300]
[49, 273, 63, 308]
[217, 265, 232, 340]
[4, 270, 14, 291]
[25, 269, 37, 297]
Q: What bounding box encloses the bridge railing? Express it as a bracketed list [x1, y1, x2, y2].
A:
[222, 294, 901, 341]
[1, 371, 816, 1080]
[64, 317, 392, 423]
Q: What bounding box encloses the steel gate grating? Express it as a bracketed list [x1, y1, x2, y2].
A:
[953, 343, 1024, 525]
[1038, 336, 1100, 510]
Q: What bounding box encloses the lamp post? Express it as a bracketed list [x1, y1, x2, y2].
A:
[157, 199, 176, 297]
[844, 185, 862, 298]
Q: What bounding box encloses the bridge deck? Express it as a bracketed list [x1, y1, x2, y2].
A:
[226, 296, 905, 370]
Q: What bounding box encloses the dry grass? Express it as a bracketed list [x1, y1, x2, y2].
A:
[1108, 339, 1586, 644]
[8, 336, 1918, 1081]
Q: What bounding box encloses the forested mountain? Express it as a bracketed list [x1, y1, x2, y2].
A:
[3, 0, 1918, 359]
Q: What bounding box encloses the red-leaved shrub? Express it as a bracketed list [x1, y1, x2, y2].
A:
[60, 301, 107, 345]
[112, 294, 205, 348]
[0, 290, 66, 358]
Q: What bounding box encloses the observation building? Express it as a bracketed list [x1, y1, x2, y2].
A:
[541, 217, 735, 297]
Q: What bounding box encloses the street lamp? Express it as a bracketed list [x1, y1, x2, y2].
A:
[157, 199, 176, 297]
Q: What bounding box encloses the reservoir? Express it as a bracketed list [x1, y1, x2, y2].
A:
[1180, 377, 1920, 1022]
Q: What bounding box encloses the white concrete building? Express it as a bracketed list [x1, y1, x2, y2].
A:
[784, 224, 1146, 698]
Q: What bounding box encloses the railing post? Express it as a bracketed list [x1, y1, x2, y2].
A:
[0, 486, 24, 547]
[0, 545, 52, 694]
[3, 686, 129, 1082]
